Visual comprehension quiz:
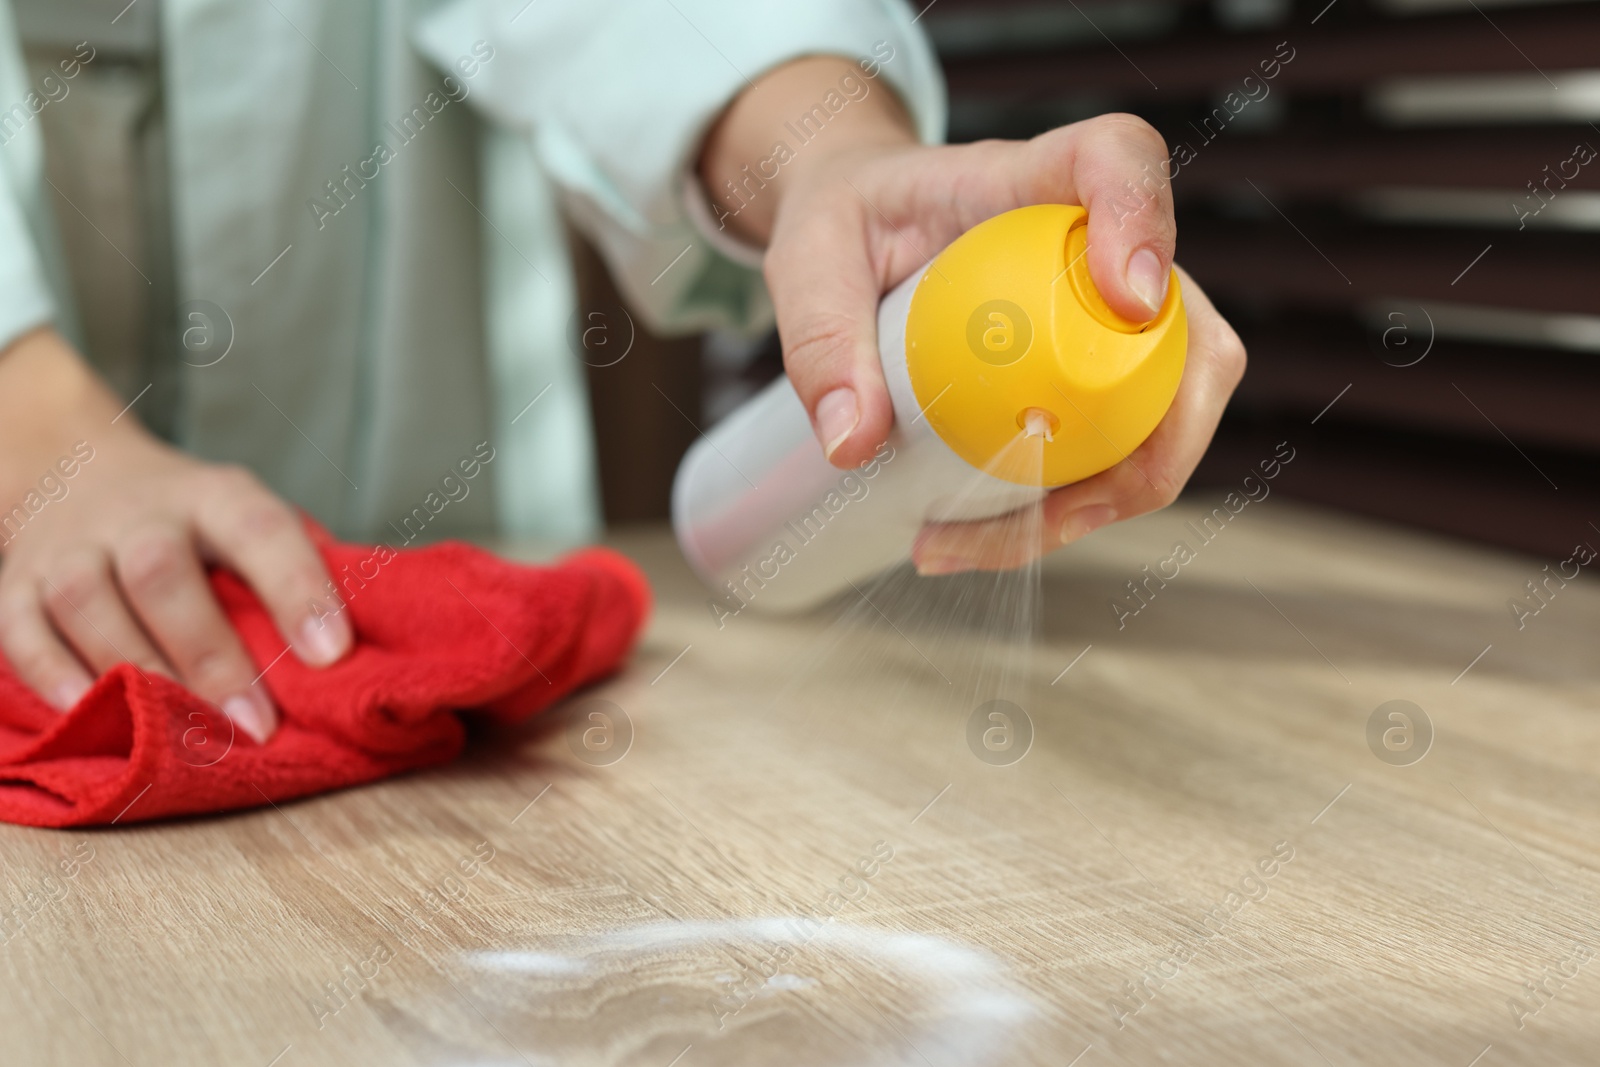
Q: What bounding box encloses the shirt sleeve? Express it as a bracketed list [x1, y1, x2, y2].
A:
[413, 0, 947, 337]
[0, 0, 58, 352]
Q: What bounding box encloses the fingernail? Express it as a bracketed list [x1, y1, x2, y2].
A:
[51, 677, 90, 712]
[1060, 505, 1117, 544]
[1126, 248, 1168, 317]
[916, 555, 975, 577]
[296, 610, 350, 667]
[222, 690, 278, 745]
[815, 387, 859, 461]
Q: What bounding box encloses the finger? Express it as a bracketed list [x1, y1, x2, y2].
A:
[764, 193, 896, 469]
[190, 466, 349, 668]
[0, 581, 95, 710]
[869, 120, 1177, 322]
[113, 522, 278, 744]
[1024, 114, 1177, 322]
[913, 268, 1246, 573]
[39, 547, 174, 681]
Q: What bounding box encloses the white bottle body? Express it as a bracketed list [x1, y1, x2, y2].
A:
[671, 270, 1049, 614]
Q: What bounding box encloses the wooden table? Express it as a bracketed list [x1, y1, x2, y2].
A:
[3, 498, 1598, 1066]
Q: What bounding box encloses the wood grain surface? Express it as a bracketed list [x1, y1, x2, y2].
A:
[2, 497, 1598, 1066]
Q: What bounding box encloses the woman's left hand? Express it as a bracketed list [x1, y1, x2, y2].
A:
[700, 57, 1247, 574]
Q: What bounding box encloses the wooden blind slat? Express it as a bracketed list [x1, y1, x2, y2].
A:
[943, 5, 1600, 99]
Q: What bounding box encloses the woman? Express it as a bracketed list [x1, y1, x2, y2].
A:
[0, 0, 1244, 743]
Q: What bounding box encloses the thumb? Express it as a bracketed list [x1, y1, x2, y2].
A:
[762, 199, 895, 470]
[1029, 115, 1177, 323]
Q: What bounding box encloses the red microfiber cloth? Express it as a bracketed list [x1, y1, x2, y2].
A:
[0, 537, 651, 827]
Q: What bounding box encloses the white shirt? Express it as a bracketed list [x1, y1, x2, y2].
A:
[0, 0, 945, 543]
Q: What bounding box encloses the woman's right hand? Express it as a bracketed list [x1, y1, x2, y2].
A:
[0, 328, 348, 742]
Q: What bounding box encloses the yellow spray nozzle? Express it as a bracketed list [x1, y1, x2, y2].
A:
[904, 204, 1187, 486]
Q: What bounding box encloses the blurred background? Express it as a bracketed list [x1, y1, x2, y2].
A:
[582, 0, 1600, 559]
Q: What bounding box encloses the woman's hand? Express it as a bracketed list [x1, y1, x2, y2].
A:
[699, 57, 1246, 573]
[0, 329, 349, 741]
[907, 265, 1245, 572]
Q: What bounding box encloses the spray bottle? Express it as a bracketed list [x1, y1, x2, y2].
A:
[672, 204, 1187, 616]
